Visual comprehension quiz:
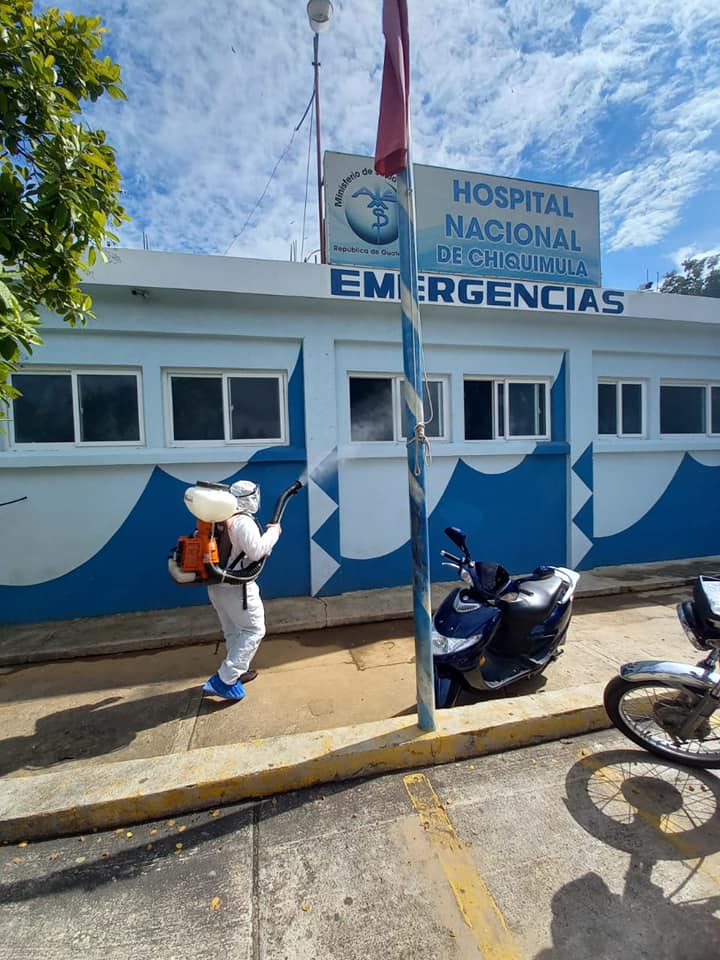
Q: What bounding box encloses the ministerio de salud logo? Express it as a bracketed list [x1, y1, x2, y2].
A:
[334, 168, 399, 246]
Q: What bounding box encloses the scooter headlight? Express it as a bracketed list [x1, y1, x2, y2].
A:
[432, 627, 482, 657]
[432, 627, 451, 655]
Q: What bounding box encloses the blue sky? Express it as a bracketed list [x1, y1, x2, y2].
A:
[57, 0, 719, 291]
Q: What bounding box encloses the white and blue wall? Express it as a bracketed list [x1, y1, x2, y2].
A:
[1, 249, 718, 624]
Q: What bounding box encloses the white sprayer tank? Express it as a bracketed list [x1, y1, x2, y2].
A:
[183, 486, 237, 523]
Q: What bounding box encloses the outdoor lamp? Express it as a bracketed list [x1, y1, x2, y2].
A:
[307, 0, 333, 33]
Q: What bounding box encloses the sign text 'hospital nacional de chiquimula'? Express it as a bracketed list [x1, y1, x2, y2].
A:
[324, 152, 602, 288]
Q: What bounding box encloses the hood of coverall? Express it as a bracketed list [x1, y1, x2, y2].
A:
[230, 480, 260, 515]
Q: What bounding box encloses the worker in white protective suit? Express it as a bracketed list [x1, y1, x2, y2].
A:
[202, 480, 281, 701]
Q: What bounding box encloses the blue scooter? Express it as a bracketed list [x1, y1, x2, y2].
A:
[432, 526, 580, 707]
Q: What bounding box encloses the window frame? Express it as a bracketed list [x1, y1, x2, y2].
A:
[9, 367, 145, 449]
[712, 385, 720, 436]
[597, 378, 646, 439]
[164, 368, 288, 447]
[463, 376, 551, 442]
[347, 372, 449, 444]
[659, 380, 720, 438]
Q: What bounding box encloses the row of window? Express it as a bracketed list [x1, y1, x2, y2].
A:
[351, 375, 720, 442]
[8, 371, 286, 447]
[349, 376, 548, 441]
[598, 380, 720, 438]
[6, 369, 720, 448]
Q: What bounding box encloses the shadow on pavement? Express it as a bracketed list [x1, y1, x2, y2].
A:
[0, 687, 200, 777]
[536, 749, 720, 959]
[0, 777, 360, 907]
[0, 800, 257, 906]
[534, 857, 720, 960]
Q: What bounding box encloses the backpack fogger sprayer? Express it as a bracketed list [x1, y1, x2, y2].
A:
[168, 479, 302, 586]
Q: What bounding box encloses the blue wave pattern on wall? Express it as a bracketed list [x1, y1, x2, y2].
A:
[323, 452, 568, 595]
[307, 446, 341, 594]
[0, 353, 309, 624]
[318, 355, 569, 597]
[571, 441, 594, 543]
[580, 453, 720, 569]
[572, 441, 593, 492]
[312, 507, 340, 565]
[311, 502, 342, 597]
[310, 448, 340, 504]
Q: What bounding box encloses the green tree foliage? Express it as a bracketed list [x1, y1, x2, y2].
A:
[659, 254, 720, 298]
[0, 0, 128, 412]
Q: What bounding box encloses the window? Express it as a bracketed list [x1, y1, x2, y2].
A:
[464, 378, 549, 440]
[349, 375, 446, 442]
[10, 370, 142, 446]
[401, 379, 444, 440]
[660, 383, 719, 436]
[166, 371, 286, 444]
[597, 380, 644, 437]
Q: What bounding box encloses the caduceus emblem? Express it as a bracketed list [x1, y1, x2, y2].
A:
[351, 186, 398, 243]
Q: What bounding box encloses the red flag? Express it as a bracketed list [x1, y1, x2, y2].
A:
[374, 0, 409, 177]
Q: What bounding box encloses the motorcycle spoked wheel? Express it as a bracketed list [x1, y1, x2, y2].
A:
[604, 676, 720, 769]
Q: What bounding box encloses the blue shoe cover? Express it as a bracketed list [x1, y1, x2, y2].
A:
[202, 673, 246, 700]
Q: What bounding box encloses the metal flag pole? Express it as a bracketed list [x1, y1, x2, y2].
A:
[397, 146, 435, 733]
[374, 0, 435, 730]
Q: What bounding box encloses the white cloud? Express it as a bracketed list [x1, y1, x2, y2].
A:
[61, 0, 720, 279]
[594, 147, 719, 251]
[671, 245, 720, 268]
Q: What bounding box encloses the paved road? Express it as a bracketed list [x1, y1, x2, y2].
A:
[2, 728, 719, 959]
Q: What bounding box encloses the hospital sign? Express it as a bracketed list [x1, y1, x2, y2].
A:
[324, 152, 601, 287]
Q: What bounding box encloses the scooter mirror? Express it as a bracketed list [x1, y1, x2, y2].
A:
[445, 526, 469, 556]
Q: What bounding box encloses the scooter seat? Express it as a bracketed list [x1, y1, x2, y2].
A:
[502, 574, 567, 628]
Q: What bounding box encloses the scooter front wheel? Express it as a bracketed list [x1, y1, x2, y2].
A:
[603, 676, 720, 769]
[434, 671, 463, 709]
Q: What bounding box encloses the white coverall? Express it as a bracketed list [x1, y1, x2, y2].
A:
[208, 514, 280, 685]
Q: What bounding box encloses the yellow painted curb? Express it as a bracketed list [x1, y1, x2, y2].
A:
[0, 683, 609, 843]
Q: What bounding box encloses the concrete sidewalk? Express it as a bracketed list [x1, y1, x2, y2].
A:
[1, 554, 718, 666]
[1, 555, 719, 843]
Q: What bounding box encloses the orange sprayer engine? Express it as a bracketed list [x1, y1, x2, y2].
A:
[175, 521, 220, 581]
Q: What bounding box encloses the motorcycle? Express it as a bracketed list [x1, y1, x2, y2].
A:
[604, 575, 720, 768]
[431, 526, 580, 707]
